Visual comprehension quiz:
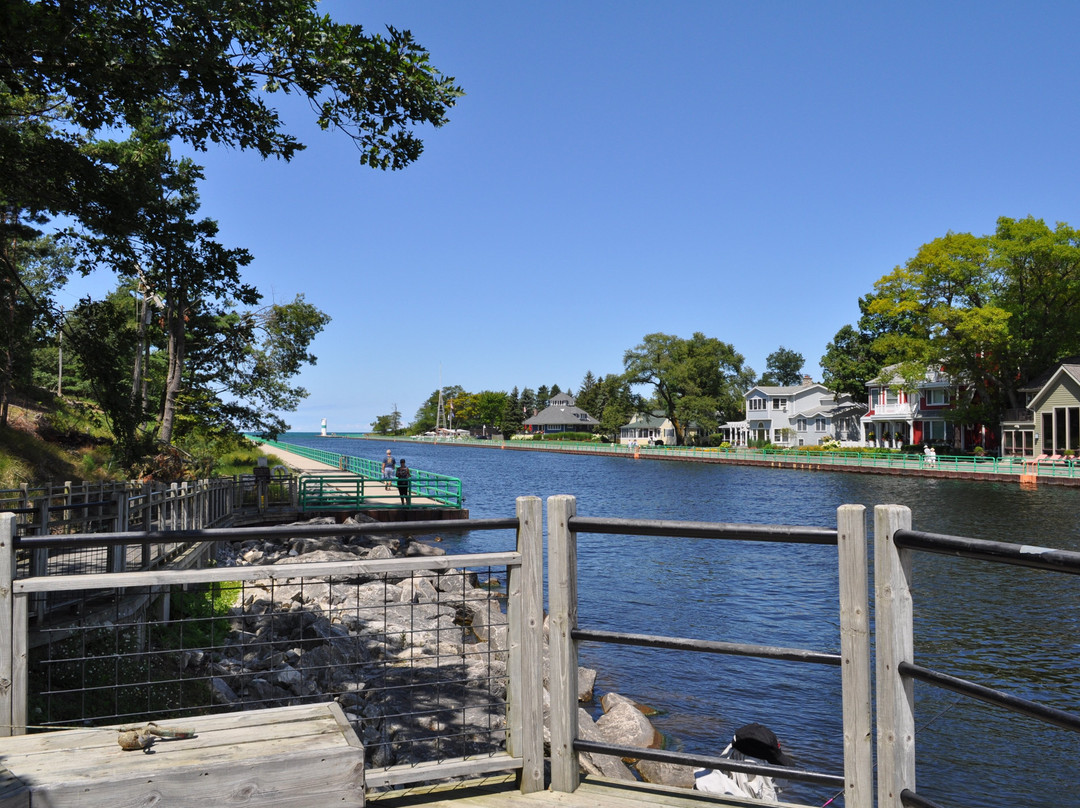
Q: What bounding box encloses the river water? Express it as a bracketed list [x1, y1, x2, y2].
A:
[281, 435, 1079, 808]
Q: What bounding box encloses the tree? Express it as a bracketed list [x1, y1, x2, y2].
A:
[759, 346, 805, 386]
[0, 233, 73, 423]
[502, 387, 523, 437]
[624, 332, 754, 445]
[820, 324, 880, 399]
[1, 2, 462, 188]
[410, 385, 465, 434]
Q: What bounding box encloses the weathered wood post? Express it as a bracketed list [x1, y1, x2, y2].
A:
[875, 504, 916, 808]
[507, 496, 544, 792]
[0, 512, 27, 736]
[837, 504, 873, 808]
[0, 513, 15, 736]
[547, 494, 579, 793]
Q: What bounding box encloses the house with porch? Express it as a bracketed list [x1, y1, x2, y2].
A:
[618, 412, 701, 446]
[522, 393, 599, 435]
[1000, 360, 1080, 457]
[722, 376, 865, 447]
[861, 364, 988, 450]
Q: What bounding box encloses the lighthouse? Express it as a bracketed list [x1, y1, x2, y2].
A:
[320, 418, 327, 437]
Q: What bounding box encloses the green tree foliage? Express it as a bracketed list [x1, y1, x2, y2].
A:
[848, 217, 1080, 426]
[759, 346, 805, 386]
[820, 323, 880, 399]
[410, 385, 465, 434]
[502, 387, 523, 437]
[624, 332, 754, 445]
[64, 297, 151, 466]
[0, 234, 73, 423]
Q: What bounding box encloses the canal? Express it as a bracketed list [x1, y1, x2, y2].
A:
[282, 435, 1079, 808]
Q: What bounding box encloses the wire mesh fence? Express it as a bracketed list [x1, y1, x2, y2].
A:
[27, 558, 513, 772]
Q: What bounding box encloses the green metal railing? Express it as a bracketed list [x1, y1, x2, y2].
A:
[396, 435, 1080, 480]
[249, 437, 464, 508]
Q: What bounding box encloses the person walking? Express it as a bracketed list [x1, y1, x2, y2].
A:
[381, 449, 395, 490]
[395, 458, 411, 505]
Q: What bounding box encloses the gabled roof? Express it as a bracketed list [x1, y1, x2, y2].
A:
[1027, 364, 1080, 412]
[523, 401, 599, 427]
[747, 383, 830, 398]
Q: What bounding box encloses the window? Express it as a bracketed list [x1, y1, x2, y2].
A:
[816, 417, 827, 431]
[772, 398, 787, 410]
[923, 420, 949, 442]
[749, 398, 766, 411]
[773, 429, 784, 443]
[927, 389, 950, 406]
[797, 418, 806, 432]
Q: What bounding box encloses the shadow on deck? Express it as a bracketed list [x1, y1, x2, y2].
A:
[369, 775, 802, 808]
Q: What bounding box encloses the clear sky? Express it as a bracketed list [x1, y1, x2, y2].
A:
[56, 1, 1080, 433]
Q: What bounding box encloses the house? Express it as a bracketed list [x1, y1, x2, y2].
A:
[1000, 360, 1080, 457]
[522, 393, 599, 435]
[619, 412, 701, 446]
[722, 376, 865, 447]
[861, 364, 989, 449]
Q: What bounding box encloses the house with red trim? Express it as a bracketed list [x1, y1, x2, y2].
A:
[861, 364, 988, 450]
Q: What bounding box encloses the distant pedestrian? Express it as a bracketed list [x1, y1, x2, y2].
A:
[395, 459, 411, 505]
[381, 449, 395, 490]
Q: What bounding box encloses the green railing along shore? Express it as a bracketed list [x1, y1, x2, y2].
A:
[248, 437, 464, 509]
[374, 434, 1080, 481]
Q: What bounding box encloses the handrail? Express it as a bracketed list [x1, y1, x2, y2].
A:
[0, 502, 546, 794]
[547, 496, 874, 808]
[254, 438, 464, 508]
[874, 505, 1080, 808]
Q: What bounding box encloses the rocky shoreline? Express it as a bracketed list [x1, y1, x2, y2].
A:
[206, 514, 688, 786]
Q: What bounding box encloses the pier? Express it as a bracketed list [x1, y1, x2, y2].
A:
[1, 496, 1076, 807]
[249, 437, 468, 521]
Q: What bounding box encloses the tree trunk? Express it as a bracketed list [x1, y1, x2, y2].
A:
[157, 288, 186, 445]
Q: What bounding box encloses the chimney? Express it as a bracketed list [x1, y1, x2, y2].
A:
[802, 375, 813, 386]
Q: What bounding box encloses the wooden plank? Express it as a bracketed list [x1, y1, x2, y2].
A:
[1, 702, 363, 808]
[0, 514, 15, 738]
[366, 755, 522, 790]
[547, 495, 580, 793]
[0, 766, 28, 808]
[836, 504, 873, 808]
[508, 496, 544, 793]
[874, 504, 916, 808]
[14, 551, 522, 593]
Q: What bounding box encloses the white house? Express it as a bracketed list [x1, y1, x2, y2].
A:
[619, 412, 701, 446]
[722, 376, 866, 447]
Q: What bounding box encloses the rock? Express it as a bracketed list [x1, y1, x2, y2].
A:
[575, 708, 636, 780]
[635, 759, 696, 788]
[595, 701, 663, 757]
[601, 691, 658, 716]
[578, 667, 597, 703]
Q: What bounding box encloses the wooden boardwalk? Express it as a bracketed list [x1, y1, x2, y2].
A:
[369, 776, 802, 808]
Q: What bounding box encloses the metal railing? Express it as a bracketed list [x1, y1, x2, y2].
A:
[253, 438, 465, 508]
[0, 501, 545, 794]
[400, 436, 1080, 481]
[874, 505, 1080, 808]
[545, 496, 873, 808]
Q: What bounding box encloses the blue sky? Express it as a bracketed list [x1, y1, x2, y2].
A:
[57, 2, 1080, 433]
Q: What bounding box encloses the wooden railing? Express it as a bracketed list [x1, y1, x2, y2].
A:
[546, 496, 873, 808]
[874, 505, 1080, 808]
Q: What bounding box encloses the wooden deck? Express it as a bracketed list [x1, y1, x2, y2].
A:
[368, 776, 803, 808]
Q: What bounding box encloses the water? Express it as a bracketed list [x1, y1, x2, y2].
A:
[281, 435, 1080, 807]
